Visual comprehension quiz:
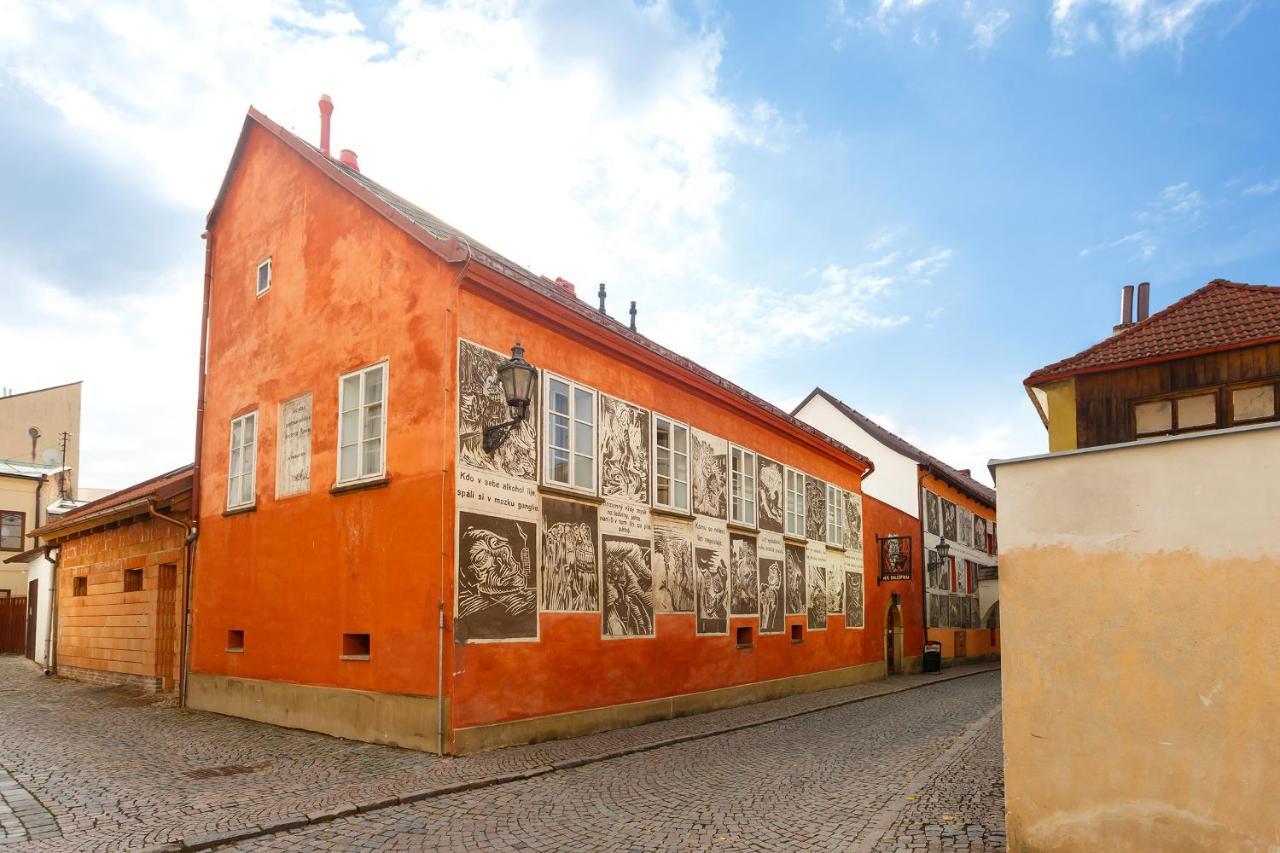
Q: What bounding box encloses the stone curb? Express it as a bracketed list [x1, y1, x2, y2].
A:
[194, 663, 999, 850]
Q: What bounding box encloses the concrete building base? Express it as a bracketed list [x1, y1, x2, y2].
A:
[59, 664, 168, 693]
[186, 673, 446, 754]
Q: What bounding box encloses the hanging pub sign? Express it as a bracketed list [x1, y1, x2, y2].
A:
[877, 535, 913, 583]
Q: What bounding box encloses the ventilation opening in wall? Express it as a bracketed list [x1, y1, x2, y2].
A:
[124, 568, 143, 592]
[341, 633, 371, 660]
[73, 576, 87, 597]
[227, 630, 244, 652]
[790, 623, 803, 643]
[736, 625, 754, 648]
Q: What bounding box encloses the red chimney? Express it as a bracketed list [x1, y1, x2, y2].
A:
[554, 277, 577, 297]
[318, 94, 333, 158]
[339, 149, 360, 172]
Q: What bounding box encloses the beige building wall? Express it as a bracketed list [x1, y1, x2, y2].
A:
[0, 382, 81, 497]
[0, 474, 43, 596]
[994, 423, 1280, 852]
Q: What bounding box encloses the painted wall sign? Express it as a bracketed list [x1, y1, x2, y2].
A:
[540, 498, 599, 612]
[278, 393, 312, 497]
[878, 535, 913, 582]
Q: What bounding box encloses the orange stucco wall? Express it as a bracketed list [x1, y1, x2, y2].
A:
[921, 472, 998, 662]
[860, 492, 924, 666]
[193, 120, 883, 746]
[191, 125, 456, 699]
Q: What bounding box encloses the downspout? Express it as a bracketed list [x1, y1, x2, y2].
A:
[917, 465, 929, 655]
[42, 543, 57, 675]
[439, 241, 472, 755]
[181, 229, 215, 706]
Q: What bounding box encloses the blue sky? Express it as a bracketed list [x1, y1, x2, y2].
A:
[2, 0, 1277, 488]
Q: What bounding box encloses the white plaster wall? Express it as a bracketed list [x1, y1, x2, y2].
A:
[794, 395, 919, 518]
[26, 555, 53, 668]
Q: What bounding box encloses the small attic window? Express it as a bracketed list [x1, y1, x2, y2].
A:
[256, 258, 272, 297]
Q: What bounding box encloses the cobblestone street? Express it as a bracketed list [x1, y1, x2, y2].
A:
[0, 656, 1003, 851]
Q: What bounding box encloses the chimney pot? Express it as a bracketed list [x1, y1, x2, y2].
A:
[553, 277, 577, 297]
[318, 94, 334, 158]
[629, 300, 637, 332]
[598, 282, 607, 314]
[339, 148, 360, 172]
[1136, 281, 1151, 321]
[1113, 284, 1135, 335]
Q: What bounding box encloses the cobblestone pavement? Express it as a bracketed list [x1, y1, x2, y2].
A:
[230, 672, 1005, 852]
[0, 655, 1000, 851]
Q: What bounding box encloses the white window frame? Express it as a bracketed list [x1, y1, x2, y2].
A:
[729, 445, 756, 527]
[652, 413, 691, 513]
[784, 466, 806, 538]
[826, 483, 845, 547]
[276, 392, 313, 498]
[227, 411, 258, 510]
[336, 362, 387, 486]
[542, 372, 597, 494]
[256, 258, 272, 297]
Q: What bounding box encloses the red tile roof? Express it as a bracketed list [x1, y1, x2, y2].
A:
[1026, 280, 1280, 385]
[35, 464, 193, 538]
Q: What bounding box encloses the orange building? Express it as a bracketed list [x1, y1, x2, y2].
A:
[186, 101, 894, 754]
[34, 466, 192, 692]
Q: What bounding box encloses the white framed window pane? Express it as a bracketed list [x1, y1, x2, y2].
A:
[673, 425, 688, 454]
[364, 366, 384, 406]
[674, 451, 688, 482]
[551, 380, 570, 415]
[340, 409, 359, 447]
[340, 444, 358, 481]
[674, 481, 688, 508]
[657, 475, 670, 504]
[574, 388, 593, 422]
[552, 448, 570, 483]
[1233, 385, 1275, 422]
[1177, 394, 1216, 429]
[363, 437, 382, 476]
[574, 453, 592, 487]
[574, 421, 593, 453]
[656, 420, 671, 449]
[342, 375, 361, 412]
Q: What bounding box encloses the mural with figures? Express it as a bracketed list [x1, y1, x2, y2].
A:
[729, 533, 759, 616]
[652, 519, 695, 613]
[844, 572, 864, 628]
[756, 457, 784, 534]
[599, 395, 650, 504]
[602, 534, 654, 637]
[457, 340, 537, 480]
[456, 512, 538, 642]
[925, 490, 940, 536]
[804, 475, 826, 541]
[695, 546, 729, 635]
[941, 498, 957, 541]
[785, 543, 806, 616]
[540, 498, 599, 612]
[692, 430, 727, 519]
[806, 542, 828, 630]
[844, 490, 863, 554]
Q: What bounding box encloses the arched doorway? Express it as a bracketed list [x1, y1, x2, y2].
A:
[885, 594, 904, 675]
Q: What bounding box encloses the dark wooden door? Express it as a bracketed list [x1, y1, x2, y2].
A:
[0, 596, 26, 654]
[25, 580, 37, 660]
[155, 564, 178, 689]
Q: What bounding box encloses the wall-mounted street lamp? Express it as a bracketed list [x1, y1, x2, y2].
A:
[934, 538, 951, 566]
[483, 341, 539, 454]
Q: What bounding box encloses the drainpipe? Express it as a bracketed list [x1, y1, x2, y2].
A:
[149, 503, 196, 699]
[438, 241, 472, 755]
[917, 465, 929, 657]
[42, 543, 58, 675]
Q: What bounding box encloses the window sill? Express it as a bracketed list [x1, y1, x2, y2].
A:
[340, 654, 371, 662]
[727, 521, 758, 535]
[783, 534, 808, 546]
[223, 504, 257, 517]
[538, 484, 604, 504]
[225, 648, 244, 654]
[825, 542, 847, 553]
[651, 506, 695, 522]
[330, 476, 390, 497]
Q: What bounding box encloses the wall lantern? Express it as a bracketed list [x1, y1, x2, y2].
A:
[483, 341, 539, 454]
[934, 538, 951, 565]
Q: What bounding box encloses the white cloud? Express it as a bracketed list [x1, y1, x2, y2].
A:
[1243, 178, 1280, 196]
[831, 0, 1011, 50]
[1080, 229, 1157, 260]
[1082, 181, 1204, 261]
[1050, 0, 1231, 56]
[970, 7, 1011, 50]
[1147, 181, 1203, 219]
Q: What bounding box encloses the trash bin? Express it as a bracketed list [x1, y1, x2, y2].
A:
[923, 641, 942, 673]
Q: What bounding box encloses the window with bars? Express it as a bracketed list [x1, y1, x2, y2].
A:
[785, 467, 805, 537]
[653, 415, 690, 512]
[544, 374, 596, 492]
[338, 363, 386, 484]
[227, 412, 257, 509]
[729, 445, 756, 527]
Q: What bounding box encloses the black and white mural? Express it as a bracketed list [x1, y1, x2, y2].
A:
[601, 534, 654, 637]
[695, 546, 729, 635]
[958, 506, 973, 548]
[805, 542, 828, 630]
[540, 498, 599, 612]
[941, 498, 957, 541]
[926, 548, 947, 591]
[924, 491, 939, 536]
[729, 533, 759, 616]
[784, 543, 806, 616]
[599, 395, 650, 504]
[827, 561, 845, 615]
[974, 515, 987, 551]
[844, 572, 864, 628]
[456, 512, 538, 642]
[844, 490, 863, 553]
[804, 475, 827, 542]
[652, 519, 695, 613]
[756, 456, 784, 534]
[692, 430, 727, 519]
[457, 340, 537, 480]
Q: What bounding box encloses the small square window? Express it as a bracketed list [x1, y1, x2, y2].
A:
[1134, 399, 1172, 436]
[790, 623, 803, 644]
[736, 625, 754, 648]
[123, 568, 143, 592]
[1176, 393, 1217, 429]
[1232, 385, 1276, 423]
[341, 632, 371, 660]
[227, 630, 245, 652]
[73, 576, 88, 597]
[256, 258, 271, 296]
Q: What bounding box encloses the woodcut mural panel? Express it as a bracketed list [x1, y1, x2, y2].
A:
[941, 498, 957, 541]
[456, 511, 538, 642]
[805, 541, 828, 630]
[694, 518, 729, 635]
[540, 498, 599, 612]
[652, 519, 695, 613]
[844, 571, 864, 628]
[599, 395, 650, 504]
[757, 532, 785, 634]
[692, 430, 728, 519]
[784, 542, 806, 616]
[729, 533, 759, 616]
[601, 534, 654, 638]
[804, 475, 826, 541]
[756, 456, 784, 534]
[458, 340, 537, 480]
[925, 491, 940, 536]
